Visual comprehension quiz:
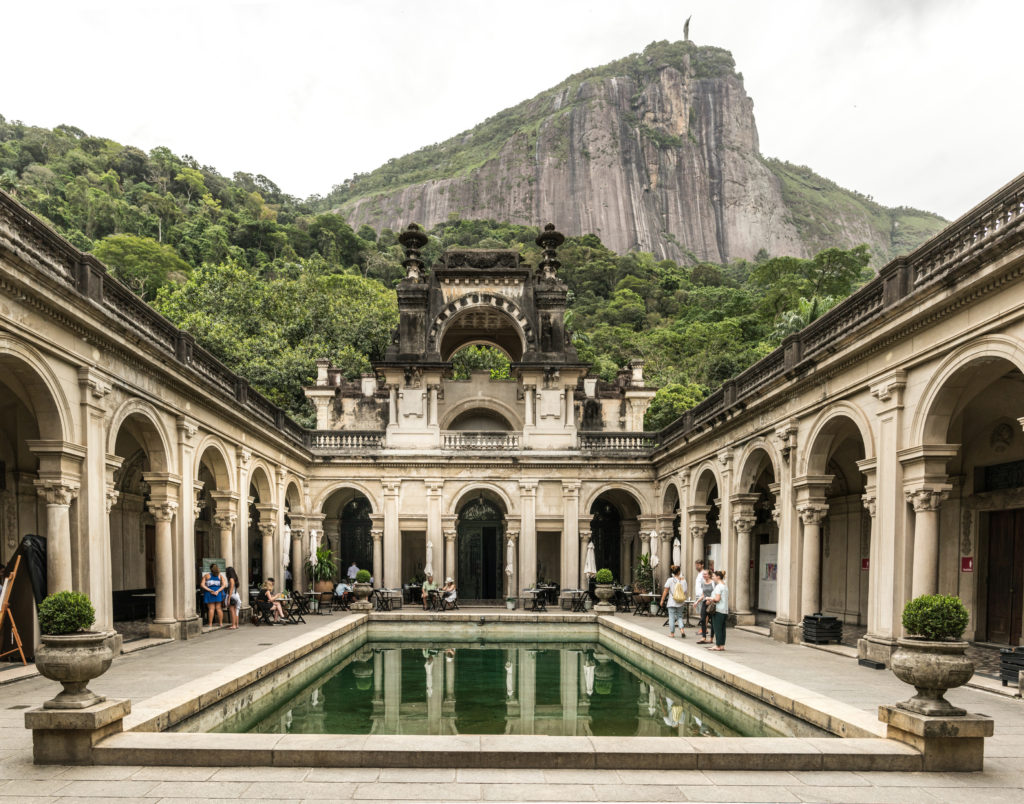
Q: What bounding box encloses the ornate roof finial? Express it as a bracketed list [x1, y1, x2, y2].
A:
[398, 223, 429, 281]
[535, 223, 564, 281]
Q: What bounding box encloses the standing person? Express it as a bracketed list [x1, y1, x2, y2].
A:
[706, 570, 729, 651]
[347, 561, 359, 582]
[696, 569, 715, 643]
[692, 560, 705, 606]
[201, 563, 226, 627]
[659, 564, 687, 638]
[224, 566, 241, 630]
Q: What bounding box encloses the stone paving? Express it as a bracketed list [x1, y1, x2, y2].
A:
[1, 610, 1022, 802]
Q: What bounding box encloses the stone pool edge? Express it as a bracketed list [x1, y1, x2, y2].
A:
[88, 611, 923, 771]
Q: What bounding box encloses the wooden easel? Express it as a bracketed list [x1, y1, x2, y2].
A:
[0, 555, 27, 666]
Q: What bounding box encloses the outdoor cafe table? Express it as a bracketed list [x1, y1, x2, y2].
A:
[522, 588, 546, 612]
[562, 588, 588, 612]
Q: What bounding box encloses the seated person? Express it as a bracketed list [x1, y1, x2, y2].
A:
[441, 577, 457, 604]
[334, 579, 352, 601]
[421, 573, 437, 609]
[257, 578, 286, 623]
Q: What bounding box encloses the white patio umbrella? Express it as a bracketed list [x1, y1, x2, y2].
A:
[282, 524, 291, 567]
[505, 659, 515, 698]
[584, 540, 597, 578]
[584, 658, 595, 696]
[424, 540, 433, 578]
[649, 530, 660, 570]
[425, 655, 434, 699]
[309, 529, 319, 568]
[672, 537, 681, 566]
[505, 538, 514, 576]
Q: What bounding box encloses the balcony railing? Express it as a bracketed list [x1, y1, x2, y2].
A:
[441, 431, 521, 450]
[306, 430, 384, 451]
[578, 432, 659, 451]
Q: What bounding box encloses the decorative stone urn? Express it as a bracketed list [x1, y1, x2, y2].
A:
[351, 581, 374, 611]
[594, 584, 615, 612]
[34, 631, 116, 710]
[890, 637, 974, 716]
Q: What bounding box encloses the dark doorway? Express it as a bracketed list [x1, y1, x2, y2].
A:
[590, 499, 622, 581]
[341, 497, 373, 573]
[457, 497, 504, 600]
[986, 510, 1024, 645]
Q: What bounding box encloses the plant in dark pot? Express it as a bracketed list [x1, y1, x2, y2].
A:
[890, 594, 973, 716]
[305, 544, 338, 594]
[351, 568, 374, 611]
[594, 568, 616, 612]
[633, 553, 653, 594]
[34, 591, 115, 710]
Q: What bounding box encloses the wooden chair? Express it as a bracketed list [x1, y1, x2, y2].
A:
[317, 590, 334, 614]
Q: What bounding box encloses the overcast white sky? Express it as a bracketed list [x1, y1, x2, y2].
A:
[3, 0, 1021, 221]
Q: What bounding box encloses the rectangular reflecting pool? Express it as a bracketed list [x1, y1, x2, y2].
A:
[212, 639, 823, 738]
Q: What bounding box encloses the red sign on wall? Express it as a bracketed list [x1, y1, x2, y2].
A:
[962, 556, 974, 573]
[861, 558, 869, 570]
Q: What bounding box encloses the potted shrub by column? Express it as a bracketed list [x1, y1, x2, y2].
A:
[890, 594, 974, 716]
[351, 569, 374, 611]
[305, 545, 338, 594]
[33, 591, 116, 710]
[506, 596, 517, 610]
[594, 568, 616, 612]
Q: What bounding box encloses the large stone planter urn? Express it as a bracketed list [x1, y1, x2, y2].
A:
[314, 580, 334, 595]
[351, 582, 374, 611]
[594, 584, 615, 613]
[890, 637, 974, 717]
[34, 631, 116, 710]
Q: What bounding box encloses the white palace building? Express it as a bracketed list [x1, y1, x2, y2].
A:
[2, 173, 1024, 666]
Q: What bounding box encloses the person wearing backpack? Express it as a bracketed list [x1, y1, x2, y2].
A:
[660, 564, 687, 638]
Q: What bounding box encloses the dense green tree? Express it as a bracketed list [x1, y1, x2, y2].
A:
[91, 234, 190, 300]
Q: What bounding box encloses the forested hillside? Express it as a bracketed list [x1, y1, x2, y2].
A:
[0, 116, 880, 429]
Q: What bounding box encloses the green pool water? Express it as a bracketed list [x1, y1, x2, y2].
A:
[213, 640, 807, 738]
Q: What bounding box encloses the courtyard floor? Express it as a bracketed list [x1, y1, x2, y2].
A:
[1, 609, 1022, 803]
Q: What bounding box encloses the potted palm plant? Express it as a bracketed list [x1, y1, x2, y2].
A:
[890, 594, 973, 716]
[33, 591, 116, 710]
[351, 568, 374, 611]
[305, 544, 338, 594]
[594, 568, 615, 612]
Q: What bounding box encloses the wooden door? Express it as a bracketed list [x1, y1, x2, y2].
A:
[986, 510, 1024, 645]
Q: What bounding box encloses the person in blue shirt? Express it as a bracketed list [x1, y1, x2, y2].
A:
[201, 564, 227, 628]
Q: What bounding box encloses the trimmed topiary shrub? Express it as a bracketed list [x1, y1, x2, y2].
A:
[38, 591, 95, 635]
[902, 594, 969, 640]
[595, 568, 614, 584]
[355, 569, 372, 583]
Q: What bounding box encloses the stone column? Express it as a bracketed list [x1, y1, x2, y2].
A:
[147, 498, 178, 632]
[578, 528, 591, 588]
[519, 647, 536, 734]
[907, 487, 949, 599]
[77, 369, 113, 628]
[518, 481, 538, 589]
[506, 528, 519, 599]
[257, 518, 276, 586]
[561, 481, 580, 592]
[716, 451, 735, 588]
[209, 490, 240, 567]
[371, 528, 384, 588]
[560, 650, 579, 735]
[443, 528, 456, 586]
[381, 480, 401, 588]
[383, 648, 401, 733]
[689, 521, 708, 568]
[731, 499, 758, 624]
[34, 481, 79, 595]
[290, 527, 305, 590]
[426, 480, 443, 578]
[797, 503, 828, 618]
[771, 421, 799, 643]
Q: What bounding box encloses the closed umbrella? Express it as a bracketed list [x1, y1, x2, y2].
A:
[282, 524, 291, 567]
[505, 538, 514, 576]
[584, 540, 597, 578]
[424, 540, 433, 578]
[647, 683, 657, 716]
[672, 537, 681, 566]
[584, 657, 595, 696]
[649, 530, 660, 570]
[505, 659, 515, 698]
[309, 529, 318, 568]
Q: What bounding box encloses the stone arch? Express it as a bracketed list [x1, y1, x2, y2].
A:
[690, 463, 721, 509]
[441, 397, 522, 431]
[107, 398, 172, 474]
[661, 477, 682, 516]
[284, 480, 303, 514]
[313, 481, 379, 514]
[583, 483, 648, 518]
[247, 461, 275, 505]
[0, 338, 73, 443]
[736, 439, 782, 492]
[448, 482, 514, 516]
[912, 335, 1024, 445]
[801, 402, 875, 478]
[430, 296, 533, 361]
[194, 436, 233, 491]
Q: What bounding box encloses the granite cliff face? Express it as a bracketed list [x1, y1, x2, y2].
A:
[335, 42, 945, 263]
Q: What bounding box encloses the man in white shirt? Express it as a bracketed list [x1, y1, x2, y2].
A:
[693, 559, 705, 603]
[347, 562, 359, 581]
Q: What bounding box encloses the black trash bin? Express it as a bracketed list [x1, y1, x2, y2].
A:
[802, 613, 843, 644]
[1000, 647, 1024, 687]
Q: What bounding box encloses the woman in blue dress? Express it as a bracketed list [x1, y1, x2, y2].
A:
[201, 563, 226, 627]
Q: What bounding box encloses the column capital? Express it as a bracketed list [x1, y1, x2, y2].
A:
[104, 488, 119, 515]
[561, 480, 581, 496]
[236, 446, 252, 467]
[425, 479, 444, 495]
[862, 492, 877, 518]
[771, 505, 783, 525]
[381, 480, 401, 496]
[443, 528, 457, 543]
[905, 487, 949, 513]
[869, 370, 907, 409]
[732, 512, 756, 534]
[148, 500, 178, 522]
[689, 522, 708, 540]
[371, 528, 384, 544]
[77, 366, 113, 404]
[774, 419, 799, 462]
[797, 503, 828, 526]
[506, 528, 520, 543]
[290, 527, 305, 542]
[213, 512, 237, 530]
[257, 521, 276, 538]
[519, 480, 538, 496]
[579, 528, 592, 543]
[176, 415, 199, 442]
[717, 451, 734, 472]
[678, 467, 690, 486]
[34, 480, 79, 507]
